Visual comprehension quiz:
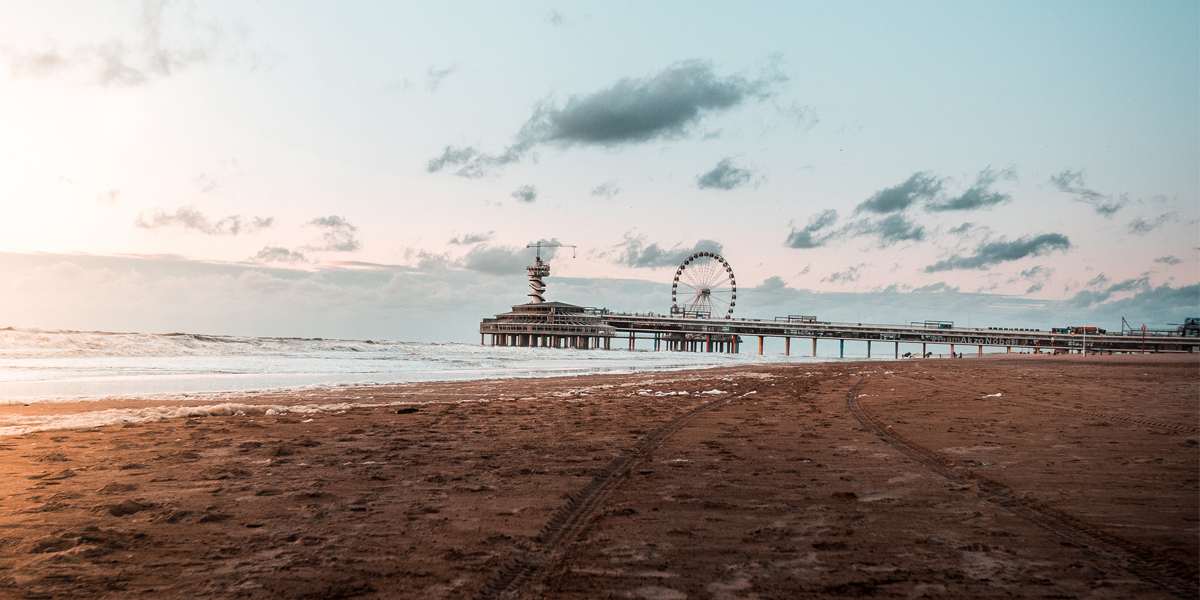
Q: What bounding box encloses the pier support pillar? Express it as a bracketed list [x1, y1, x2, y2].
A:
[1006, 346, 1010, 354]
[839, 339, 844, 358]
[978, 345, 983, 357]
[706, 334, 712, 353]
[922, 343, 926, 357]
[758, 336, 764, 355]
[895, 342, 899, 359]
[867, 340, 871, 358]
[813, 338, 817, 357]
[950, 343, 955, 358]
[785, 337, 790, 356]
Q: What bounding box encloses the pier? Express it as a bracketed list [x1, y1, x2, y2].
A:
[479, 247, 1198, 355]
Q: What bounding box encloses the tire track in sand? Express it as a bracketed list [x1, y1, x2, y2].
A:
[473, 388, 759, 600]
[846, 375, 1198, 599]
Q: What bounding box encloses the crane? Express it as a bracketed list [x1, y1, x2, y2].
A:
[525, 241, 576, 304]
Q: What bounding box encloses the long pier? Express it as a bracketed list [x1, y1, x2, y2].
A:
[592, 312, 1198, 356]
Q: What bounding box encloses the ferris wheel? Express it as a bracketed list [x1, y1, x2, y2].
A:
[671, 251, 736, 319]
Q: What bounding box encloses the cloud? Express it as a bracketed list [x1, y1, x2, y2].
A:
[426, 146, 497, 179]
[913, 282, 959, 293]
[545, 10, 566, 26]
[591, 181, 620, 199]
[855, 172, 942, 214]
[427, 59, 783, 177]
[2, 251, 1194, 344]
[2, 0, 247, 87]
[949, 222, 973, 235]
[784, 209, 839, 249]
[1049, 169, 1126, 217]
[134, 206, 273, 235]
[925, 233, 1071, 272]
[250, 246, 306, 264]
[448, 231, 494, 245]
[696, 158, 754, 190]
[1154, 255, 1182, 266]
[1068, 276, 1151, 308]
[926, 166, 1016, 212]
[511, 185, 537, 203]
[96, 190, 120, 205]
[850, 214, 925, 247]
[782, 102, 819, 130]
[459, 239, 559, 275]
[610, 232, 723, 269]
[425, 64, 457, 92]
[305, 216, 360, 252]
[822, 264, 865, 284]
[1017, 265, 1054, 294]
[1127, 212, 1178, 235]
[459, 245, 531, 275]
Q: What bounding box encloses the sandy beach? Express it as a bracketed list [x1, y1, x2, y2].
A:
[0, 354, 1195, 599]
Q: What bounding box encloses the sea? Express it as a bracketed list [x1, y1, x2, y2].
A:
[0, 327, 839, 404]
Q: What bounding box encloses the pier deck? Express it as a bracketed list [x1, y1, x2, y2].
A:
[593, 312, 1197, 355]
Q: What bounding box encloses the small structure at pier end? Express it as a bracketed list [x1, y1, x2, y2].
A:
[479, 243, 616, 349]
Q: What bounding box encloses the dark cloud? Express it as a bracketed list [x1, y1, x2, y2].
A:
[134, 206, 273, 235]
[784, 209, 838, 249]
[855, 172, 942, 214]
[591, 181, 620, 199]
[1127, 212, 1178, 235]
[427, 60, 783, 177]
[924, 233, 1071, 272]
[850, 214, 925, 246]
[1017, 265, 1054, 294]
[306, 216, 360, 252]
[425, 64, 457, 92]
[926, 166, 1016, 212]
[545, 9, 566, 26]
[448, 231, 494, 245]
[822, 264, 865, 284]
[511, 185, 538, 203]
[1068, 276, 1150, 308]
[948, 222, 973, 234]
[251, 246, 306, 264]
[1154, 255, 1182, 266]
[1, 0, 245, 87]
[1049, 169, 1126, 217]
[696, 158, 753, 190]
[611, 232, 723, 269]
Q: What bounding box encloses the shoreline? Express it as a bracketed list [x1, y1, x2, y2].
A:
[0, 356, 1195, 598]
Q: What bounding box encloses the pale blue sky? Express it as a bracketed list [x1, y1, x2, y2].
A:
[0, 1, 1195, 340]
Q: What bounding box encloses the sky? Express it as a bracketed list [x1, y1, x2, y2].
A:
[0, 0, 1196, 342]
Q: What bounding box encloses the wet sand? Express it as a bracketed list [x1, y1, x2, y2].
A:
[0, 354, 1196, 599]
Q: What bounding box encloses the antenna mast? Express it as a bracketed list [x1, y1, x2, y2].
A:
[525, 241, 576, 304]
